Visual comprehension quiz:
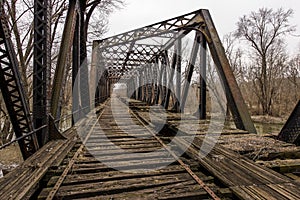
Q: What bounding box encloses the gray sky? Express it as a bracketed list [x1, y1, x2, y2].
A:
[104, 0, 300, 54]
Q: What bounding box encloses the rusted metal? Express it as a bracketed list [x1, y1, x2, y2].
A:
[199, 33, 207, 119]
[154, 59, 164, 104]
[199, 9, 256, 133]
[0, 2, 39, 158]
[92, 9, 255, 133]
[72, 15, 80, 123]
[33, 0, 51, 146]
[174, 39, 182, 112]
[278, 100, 300, 145]
[50, 0, 79, 118]
[79, 1, 90, 115]
[164, 48, 177, 109]
[46, 102, 107, 200]
[181, 32, 201, 112]
[161, 51, 168, 106]
[130, 103, 221, 200]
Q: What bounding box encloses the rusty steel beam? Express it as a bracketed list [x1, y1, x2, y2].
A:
[72, 13, 80, 123]
[95, 10, 204, 80]
[181, 32, 201, 112]
[79, 1, 90, 115]
[50, 0, 79, 118]
[164, 47, 177, 109]
[138, 70, 143, 100]
[200, 10, 256, 133]
[199, 33, 207, 119]
[90, 41, 100, 106]
[161, 51, 168, 106]
[154, 59, 164, 104]
[92, 9, 256, 133]
[0, 2, 39, 159]
[95, 9, 203, 48]
[33, 0, 51, 146]
[174, 39, 182, 112]
[278, 100, 300, 145]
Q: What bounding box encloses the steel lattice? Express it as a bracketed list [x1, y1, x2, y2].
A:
[92, 9, 257, 134]
[278, 101, 300, 145]
[95, 9, 205, 80]
[0, 3, 39, 158]
[33, 0, 51, 146]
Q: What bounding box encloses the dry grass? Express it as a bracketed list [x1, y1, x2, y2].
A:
[0, 144, 23, 173]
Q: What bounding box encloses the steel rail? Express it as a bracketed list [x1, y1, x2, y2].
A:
[128, 101, 221, 200]
[45, 100, 109, 200]
[45, 97, 220, 199]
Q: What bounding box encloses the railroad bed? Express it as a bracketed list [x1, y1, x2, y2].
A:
[0, 97, 299, 199]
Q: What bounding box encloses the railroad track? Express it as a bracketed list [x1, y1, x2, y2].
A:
[36, 97, 232, 199]
[1, 96, 299, 199]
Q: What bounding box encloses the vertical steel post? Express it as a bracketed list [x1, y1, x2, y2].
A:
[199, 33, 207, 119]
[132, 79, 136, 99]
[135, 76, 139, 100]
[174, 39, 182, 112]
[72, 15, 80, 122]
[155, 57, 164, 104]
[146, 66, 152, 104]
[149, 63, 155, 105]
[33, 0, 51, 146]
[90, 42, 98, 106]
[79, 1, 90, 114]
[152, 57, 159, 104]
[161, 52, 168, 106]
[181, 33, 201, 112]
[164, 47, 178, 109]
[138, 70, 143, 101]
[142, 70, 147, 102]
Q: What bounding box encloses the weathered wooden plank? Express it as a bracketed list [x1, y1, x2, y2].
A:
[256, 159, 300, 173]
[39, 174, 194, 199]
[72, 180, 205, 200]
[285, 173, 300, 182]
[76, 151, 171, 163]
[47, 165, 187, 186]
[172, 136, 300, 199]
[0, 132, 76, 199]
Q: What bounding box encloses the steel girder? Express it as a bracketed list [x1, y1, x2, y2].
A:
[278, 100, 300, 145]
[33, 0, 51, 146]
[93, 9, 256, 133]
[51, 0, 79, 118]
[199, 34, 207, 119]
[51, 0, 90, 122]
[0, 3, 39, 159]
[94, 9, 203, 79]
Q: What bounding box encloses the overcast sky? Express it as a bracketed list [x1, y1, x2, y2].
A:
[104, 0, 300, 54]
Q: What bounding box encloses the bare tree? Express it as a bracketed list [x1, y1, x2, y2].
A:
[288, 49, 300, 102]
[0, 0, 123, 144]
[235, 8, 296, 115]
[222, 33, 246, 83]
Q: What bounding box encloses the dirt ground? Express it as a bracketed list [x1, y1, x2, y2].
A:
[251, 115, 286, 124]
[0, 144, 23, 174]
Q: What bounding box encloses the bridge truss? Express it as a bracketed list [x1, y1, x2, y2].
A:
[92, 9, 257, 134]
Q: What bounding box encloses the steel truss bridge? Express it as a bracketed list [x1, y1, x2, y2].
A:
[0, 1, 300, 199]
